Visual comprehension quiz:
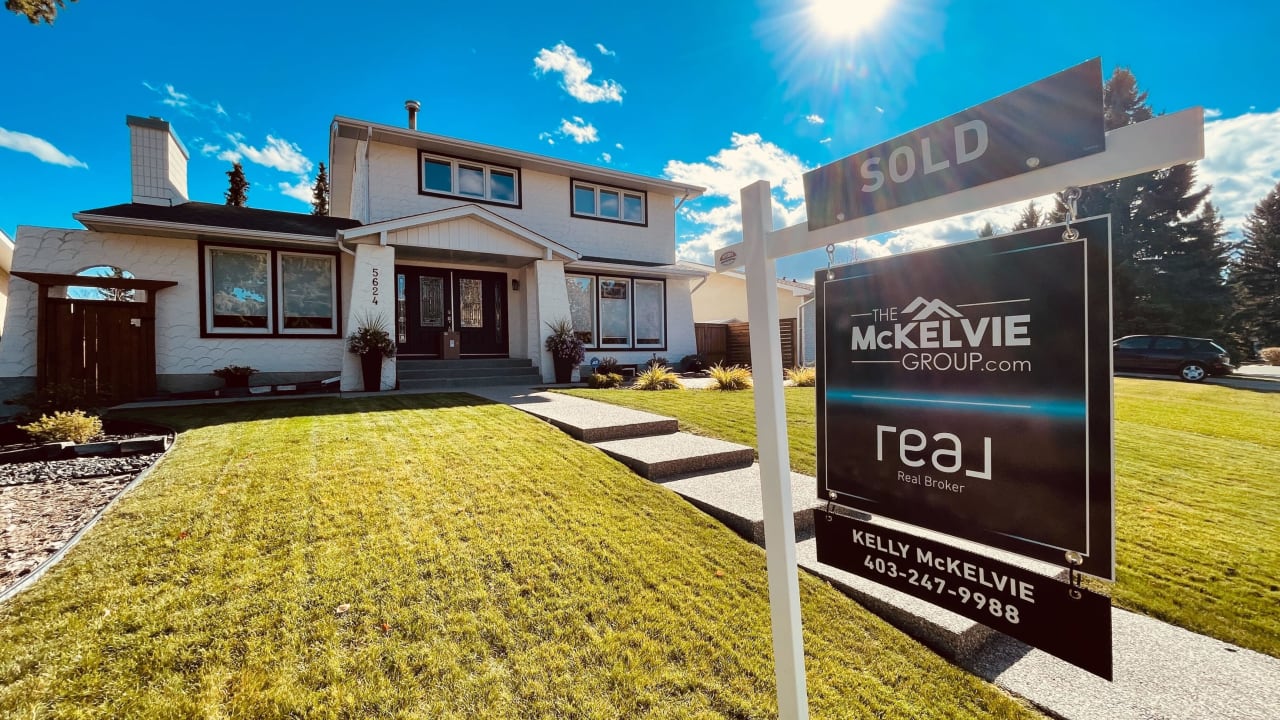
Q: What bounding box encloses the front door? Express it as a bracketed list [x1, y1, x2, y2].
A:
[395, 266, 508, 357]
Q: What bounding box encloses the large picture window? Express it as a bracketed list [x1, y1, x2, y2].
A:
[202, 243, 340, 337]
[563, 273, 665, 350]
[420, 152, 520, 206]
[571, 180, 647, 225]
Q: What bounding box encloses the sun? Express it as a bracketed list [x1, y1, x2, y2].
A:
[808, 0, 894, 39]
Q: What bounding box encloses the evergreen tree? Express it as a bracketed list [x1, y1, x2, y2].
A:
[1011, 200, 1043, 231]
[1231, 182, 1280, 348]
[225, 162, 249, 207]
[6, 0, 73, 24]
[1049, 68, 1227, 337]
[976, 221, 998, 238]
[311, 162, 330, 216]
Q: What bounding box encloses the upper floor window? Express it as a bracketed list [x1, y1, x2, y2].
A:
[572, 181, 646, 225]
[421, 153, 519, 205]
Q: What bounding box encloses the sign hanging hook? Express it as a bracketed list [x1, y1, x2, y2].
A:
[826, 244, 836, 280]
[1065, 550, 1084, 600]
[1061, 186, 1082, 241]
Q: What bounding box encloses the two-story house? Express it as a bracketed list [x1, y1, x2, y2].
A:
[0, 106, 705, 403]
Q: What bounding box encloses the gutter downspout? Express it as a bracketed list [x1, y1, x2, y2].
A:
[364, 125, 374, 224]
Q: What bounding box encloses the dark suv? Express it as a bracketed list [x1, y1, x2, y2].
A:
[1113, 335, 1233, 382]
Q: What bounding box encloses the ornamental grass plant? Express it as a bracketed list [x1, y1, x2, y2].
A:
[709, 363, 752, 390]
[632, 364, 682, 390]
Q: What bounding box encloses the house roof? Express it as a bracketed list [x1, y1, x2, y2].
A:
[332, 116, 706, 199]
[75, 202, 362, 239]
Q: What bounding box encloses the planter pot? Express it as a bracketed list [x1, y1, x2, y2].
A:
[360, 353, 384, 392]
[552, 357, 574, 384]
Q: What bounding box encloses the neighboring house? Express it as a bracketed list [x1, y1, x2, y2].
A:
[680, 260, 813, 324]
[0, 108, 706, 402]
[0, 229, 12, 339]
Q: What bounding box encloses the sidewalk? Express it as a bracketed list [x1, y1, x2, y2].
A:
[477, 385, 1280, 720]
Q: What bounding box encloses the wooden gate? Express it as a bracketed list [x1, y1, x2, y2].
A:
[15, 271, 177, 403]
[695, 318, 797, 370]
[44, 299, 155, 401]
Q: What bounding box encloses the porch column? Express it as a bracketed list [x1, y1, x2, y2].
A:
[342, 243, 397, 391]
[529, 259, 571, 383]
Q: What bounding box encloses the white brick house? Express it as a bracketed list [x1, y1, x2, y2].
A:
[0, 110, 705, 402]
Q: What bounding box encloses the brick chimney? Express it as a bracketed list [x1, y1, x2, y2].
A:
[126, 115, 189, 206]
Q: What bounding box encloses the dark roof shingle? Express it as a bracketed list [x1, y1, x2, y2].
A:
[77, 202, 362, 237]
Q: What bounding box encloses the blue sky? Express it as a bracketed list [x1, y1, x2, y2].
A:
[2, 0, 1278, 280]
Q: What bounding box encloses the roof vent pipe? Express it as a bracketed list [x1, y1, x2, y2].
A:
[405, 99, 420, 130]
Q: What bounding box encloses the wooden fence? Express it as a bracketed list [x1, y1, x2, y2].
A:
[695, 319, 797, 370]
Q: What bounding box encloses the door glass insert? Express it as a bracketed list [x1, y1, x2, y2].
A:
[396, 274, 407, 342]
[459, 278, 484, 328]
[420, 276, 444, 327]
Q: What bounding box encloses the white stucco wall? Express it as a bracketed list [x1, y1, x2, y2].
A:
[0, 226, 351, 392]
[365, 142, 677, 264]
[690, 272, 808, 323]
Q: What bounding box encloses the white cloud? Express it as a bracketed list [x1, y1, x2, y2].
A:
[200, 143, 221, 156]
[595, 43, 616, 57]
[229, 134, 312, 174]
[217, 149, 242, 164]
[600, 152, 612, 164]
[533, 42, 624, 104]
[278, 178, 313, 205]
[1204, 108, 1222, 119]
[1197, 108, 1280, 237]
[819, 137, 832, 144]
[214, 102, 228, 117]
[615, 142, 624, 150]
[875, 106, 885, 113]
[0, 127, 87, 168]
[557, 117, 599, 144]
[805, 114, 825, 125]
[142, 82, 228, 121]
[666, 133, 811, 262]
[537, 131, 555, 145]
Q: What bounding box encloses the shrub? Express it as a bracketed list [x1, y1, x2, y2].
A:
[595, 356, 622, 375]
[680, 354, 708, 373]
[709, 363, 753, 390]
[19, 410, 103, 444]
[347, 313, 396, 358]
[644, 356, 670, 370]
[212, 365, 258, 380]
[785, 366, 817, 387]
[6, 381, 111, 420]
[587, 372, 624, 389]
[633, 365, 683, 391]
[544, 318, 586, 364]
[1262, 347, 1280, 366]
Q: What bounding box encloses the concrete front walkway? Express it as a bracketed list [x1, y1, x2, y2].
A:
[473, 385, 1280, 720]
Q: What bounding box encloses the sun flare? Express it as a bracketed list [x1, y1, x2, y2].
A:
[809, 0, 894, 39]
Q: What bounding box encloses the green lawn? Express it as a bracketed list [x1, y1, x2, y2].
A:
[0, 394, 1038, 719]
[560, 379, 1280, 657]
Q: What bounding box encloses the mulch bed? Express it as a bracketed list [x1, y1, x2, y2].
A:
[0, 419, 172, 594]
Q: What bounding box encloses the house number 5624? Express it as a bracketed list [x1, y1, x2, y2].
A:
[371, 267, 380, 305]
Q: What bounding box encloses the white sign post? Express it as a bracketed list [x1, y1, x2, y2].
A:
[723, 106, 1204, 719]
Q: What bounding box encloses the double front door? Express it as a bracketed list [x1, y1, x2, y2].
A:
[395, 267, 508, 357]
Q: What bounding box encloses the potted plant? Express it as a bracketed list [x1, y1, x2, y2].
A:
[347, 314, 396, 392]
[544, 318, 585, 384]
[212, 365, 258, 389]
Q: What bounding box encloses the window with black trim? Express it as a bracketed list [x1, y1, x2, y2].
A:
[202, 243, 339, 337]
[421, 152, 519, 205]
[572, 181, 646, 224]
[565, 272, 665, 350]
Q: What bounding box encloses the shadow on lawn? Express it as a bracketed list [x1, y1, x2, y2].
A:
[108, 392, 500, 433]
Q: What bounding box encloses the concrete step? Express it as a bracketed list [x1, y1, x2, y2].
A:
[398, 374, 540, 390]
[661, 465, 826, 546]
[397, 358, 533, 370]
[593, 432, 754, 479]
[399, 366, 542, 380]
[796, 511, 1068, 661]
[504, 393, 678, 442]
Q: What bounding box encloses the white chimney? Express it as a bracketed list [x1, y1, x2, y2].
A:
[127, 115, 189, 206]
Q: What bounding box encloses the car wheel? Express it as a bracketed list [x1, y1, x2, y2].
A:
[1180, 363, 1207, 382]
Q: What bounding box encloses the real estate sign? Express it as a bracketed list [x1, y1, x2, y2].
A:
[802, 58, 1104, 231]
[816, 218, 1114, 579]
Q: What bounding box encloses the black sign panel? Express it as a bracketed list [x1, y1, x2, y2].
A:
[816, 217, 1113, 579]
[816, 510, 1112, 680]
[803, 59, 1104, 231]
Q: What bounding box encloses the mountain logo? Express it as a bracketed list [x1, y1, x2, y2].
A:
[902, 297, 963, 321]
